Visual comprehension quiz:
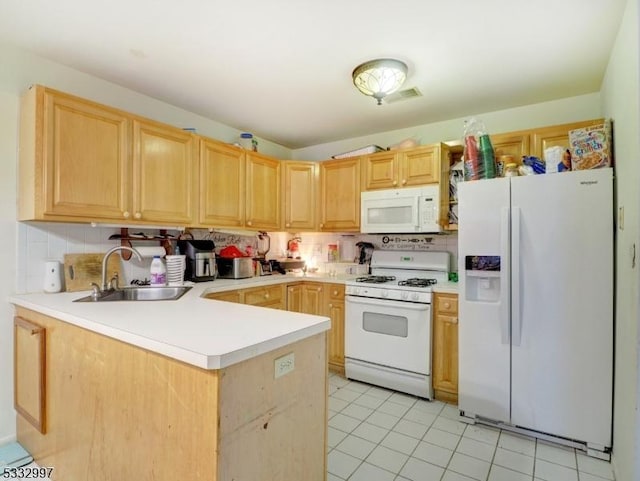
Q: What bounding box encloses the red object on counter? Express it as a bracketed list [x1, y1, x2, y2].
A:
[219, 245, 248, 258]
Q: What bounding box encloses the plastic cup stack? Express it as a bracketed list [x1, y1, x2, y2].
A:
[165, 255, 186, 286]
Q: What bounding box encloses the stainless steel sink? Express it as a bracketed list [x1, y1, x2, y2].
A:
[74, 286, 192, 302]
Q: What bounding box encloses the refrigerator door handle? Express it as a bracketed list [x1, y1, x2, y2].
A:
[512, 206, 522, 347]
[500, 207, 510, 345]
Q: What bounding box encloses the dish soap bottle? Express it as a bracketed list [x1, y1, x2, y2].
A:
[150, 256, 167, 286]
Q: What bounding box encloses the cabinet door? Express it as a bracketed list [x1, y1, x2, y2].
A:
[198, 139, 245, 227]
[325, 284, 345, 373]
[302, 283, 324, 315]
[282, 161, 317, 231]
[132, 119, 196, 224]
[42, 88, 130, 220]
[362, 151, 398, 190]
[204, 290, 242, 303]
[243, 285, 285, 310]
[432, 293, 458, 402]
[491, 132, 531, 166]
[286, 284, 303, 312]
[246, 153, 281, 230]
[530, 119, 604, 159]
[399, 145, 440, 187]
[14, 316, 46, 433]
[319, 158, 360, 232]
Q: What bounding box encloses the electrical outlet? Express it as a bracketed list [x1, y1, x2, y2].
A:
[274, 352, 295, 379]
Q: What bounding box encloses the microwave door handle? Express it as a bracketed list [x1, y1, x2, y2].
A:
[413, 197, 420, 230]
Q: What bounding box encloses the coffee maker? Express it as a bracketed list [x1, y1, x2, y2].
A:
[178, 239, 217, 282]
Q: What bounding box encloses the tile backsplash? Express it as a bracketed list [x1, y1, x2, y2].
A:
[16, 222, 459, 294]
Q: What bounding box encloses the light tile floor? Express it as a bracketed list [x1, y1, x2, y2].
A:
[11, 373, 616, 481]
[327, 372, 615, 481]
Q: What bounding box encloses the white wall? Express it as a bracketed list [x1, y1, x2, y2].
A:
[0, 91, 18, 444]
[600, 0, 640, 479]
[292, 94, 602, 161]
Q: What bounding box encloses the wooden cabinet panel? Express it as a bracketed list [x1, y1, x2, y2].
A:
[243, 285, 285, 310]
[286, 284, 303, 312]
[301, 283, 324, 315]
[246, 153, 281, 231]
[490, 132, 531, 166]
[20, 86, 131, 221]
[132, 119, 196, 224]
[319, 158, 360, 232]
[204, 290, 242, 303]
[362, 151, 397, 190]
[531, 119, 604, 159]
[399, 145, 439, 186]
[282, 161, 317, 231]
[198, 139, 245, 227]
[14, 316, 46, 433]
[432, 293, 458, 403]
[324, 284, 345, 374]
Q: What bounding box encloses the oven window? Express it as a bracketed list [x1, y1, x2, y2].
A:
[362, 311, 408, 338]
[367, 206, 413, 224]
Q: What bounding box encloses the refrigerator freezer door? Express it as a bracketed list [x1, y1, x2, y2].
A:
[510, 169, 613, 448]
[458, 177, 511, 423]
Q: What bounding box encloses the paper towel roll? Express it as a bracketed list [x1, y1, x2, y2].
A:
[134, 246, 167, 258]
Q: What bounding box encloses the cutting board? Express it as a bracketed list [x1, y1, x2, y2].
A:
[63, 253, 123, 292]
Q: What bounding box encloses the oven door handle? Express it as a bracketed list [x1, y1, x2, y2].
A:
[346, 295, 430, 311]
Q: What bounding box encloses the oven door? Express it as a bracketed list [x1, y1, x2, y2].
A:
[345, 295, 431, 375]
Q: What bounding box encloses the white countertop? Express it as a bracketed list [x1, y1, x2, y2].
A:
[10, 272, 458, 371]
[10, 277, 332, 371]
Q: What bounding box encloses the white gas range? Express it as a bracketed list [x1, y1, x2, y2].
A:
[344, 250, 450, 399]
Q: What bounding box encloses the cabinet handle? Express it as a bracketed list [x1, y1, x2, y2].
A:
[319, 223, 324, 229]
[392, 180, 397, 186]
[123, 211, 130, 219]
[402, 179, 407, 185]
[328, 303, 333, 308]
[264, 293, 270, 299]
[317, 287, 322, 292]
[444, 302, 450, 309]
[449, 317, 458, 324]
[333, 290, 338, 296]
[247, 221, 253, 226]
[285, 223, 291, 228]
[134, 212, 142, 219]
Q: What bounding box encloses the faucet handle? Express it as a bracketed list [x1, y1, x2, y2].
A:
[90, 282, 101, 300]
[107, 273, 120, 290]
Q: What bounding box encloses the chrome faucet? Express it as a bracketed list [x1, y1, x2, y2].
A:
[100, 246, 142, 291]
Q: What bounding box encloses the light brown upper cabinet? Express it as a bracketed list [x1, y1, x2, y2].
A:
[490, 132, 531, 166]
[19, 85, 196, 225]
[318, 158, 361, 232]
[281, 161, 318, 232]
[530, 119, 604, 159]
[19, 85, 130, 222]
[245, 152, 281, 231]
[132, 119, 196, 224]
[362, 145, 441, 191]
[198, 138, 246, 227]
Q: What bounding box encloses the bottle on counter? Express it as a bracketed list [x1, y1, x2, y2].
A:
[150, 256, 167, 287]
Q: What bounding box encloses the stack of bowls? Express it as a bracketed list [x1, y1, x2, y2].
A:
[165, 255, 186, 286]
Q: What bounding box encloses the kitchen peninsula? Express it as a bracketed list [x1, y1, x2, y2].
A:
[10, 282, 330, 481]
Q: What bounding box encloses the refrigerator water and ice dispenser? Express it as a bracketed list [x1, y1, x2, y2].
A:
[464, 255, 501, 302]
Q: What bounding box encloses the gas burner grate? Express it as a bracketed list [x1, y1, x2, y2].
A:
[398, 278, 438, 287]
[355, 275, 396, 284]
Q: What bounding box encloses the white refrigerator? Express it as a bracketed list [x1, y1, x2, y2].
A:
[458, 168, 613, 458]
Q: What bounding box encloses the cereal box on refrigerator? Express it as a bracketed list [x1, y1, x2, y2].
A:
[568, 121, 612, 170]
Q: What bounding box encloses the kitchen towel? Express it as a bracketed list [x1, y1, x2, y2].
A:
[134, 246, 166, 258]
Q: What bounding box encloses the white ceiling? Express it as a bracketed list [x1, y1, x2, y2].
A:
[0, 0, 627, 149]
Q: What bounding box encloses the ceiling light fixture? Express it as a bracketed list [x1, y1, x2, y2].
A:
[352, 58, 408, 105]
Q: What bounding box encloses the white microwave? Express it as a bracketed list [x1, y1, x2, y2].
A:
[360, 185, 441, 234]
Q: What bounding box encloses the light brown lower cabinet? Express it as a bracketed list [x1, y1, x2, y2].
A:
[204, 284, 285, 310]
[432, 293, 459, 403]
[14, 316, 46, 433]
[325, 285, 345, 374]
[15, 307, 326, 481]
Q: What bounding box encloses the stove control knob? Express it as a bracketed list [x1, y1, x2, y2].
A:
[381, 290, 389, 298]
[411, 292, 420, 301]
[401, 291, 409, 300]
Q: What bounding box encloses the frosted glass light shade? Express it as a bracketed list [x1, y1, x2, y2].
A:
[352, 59, 408, 105]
